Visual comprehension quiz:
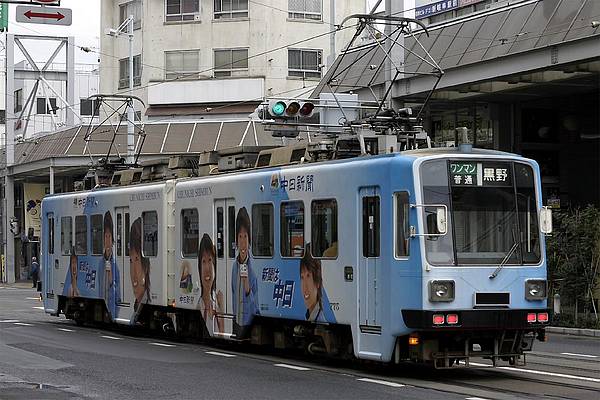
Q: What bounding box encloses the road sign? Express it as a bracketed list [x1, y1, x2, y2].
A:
[16, 5, 71, 26]
[0, 1, 60, 5]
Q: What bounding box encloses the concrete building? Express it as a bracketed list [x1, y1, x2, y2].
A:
[100, 0, 365, 121]
[11, 61, 100, 139]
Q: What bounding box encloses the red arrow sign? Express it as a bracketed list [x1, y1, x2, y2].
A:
[24, 10, 65, 20]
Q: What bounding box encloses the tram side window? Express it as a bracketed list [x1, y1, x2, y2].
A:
[252, 204, 274, 257]
[48, 216, 54, 255]
[395, 192, 410, 257]
[311, 199, 338, 258]
[515, 163, 541, 263]
[363, 196, 380, 257]
[125, 213, 130, 257]
[181, 208, 199, 258]
[142, 211, 158, 257]
[281, 201, 305, 258]
[117, 214, 123, 257]
[61, 216, 72, 255]
[75, 215, 87, 255]
[216, 207, 224, 258]
[90, 214, 103, 255]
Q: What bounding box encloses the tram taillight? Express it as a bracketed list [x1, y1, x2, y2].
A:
[432, 314, 445, 325]
[537, 312, 549, 323]
[526, 313, 537, 323]
[446, 314, 459, 325]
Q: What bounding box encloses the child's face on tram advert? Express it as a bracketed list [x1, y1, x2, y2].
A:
[237, 227, 249, 261]
[104, 227, 113, 260]
[301, 266, 319, 311]
[130, 247, 145, 301]
[201, 250, 215, 296]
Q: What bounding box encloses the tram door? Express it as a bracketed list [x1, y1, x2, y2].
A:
[214, 199, 236, 337]
[45, 213, 55, 299]
[115, 207, 131, 306]
[359, 187, 380, 327]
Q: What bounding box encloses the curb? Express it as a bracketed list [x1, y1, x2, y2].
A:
[0, 282, 37, 289]
[546, 326, 600, 338]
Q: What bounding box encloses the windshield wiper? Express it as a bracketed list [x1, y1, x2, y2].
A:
[489, 229, 520, 279]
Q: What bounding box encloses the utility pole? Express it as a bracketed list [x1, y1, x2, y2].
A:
[384, 0, 405, 110]
[107, 15, 135, 164]
[328, 0, 335, 70]
[127, 14, 134, 165]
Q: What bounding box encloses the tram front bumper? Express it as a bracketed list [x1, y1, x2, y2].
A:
[401, 309, 552, 330]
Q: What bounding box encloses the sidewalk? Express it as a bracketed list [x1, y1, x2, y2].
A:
[0, 281, 37, 289]
[546, 326, 600, 338]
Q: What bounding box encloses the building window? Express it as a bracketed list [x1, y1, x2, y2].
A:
[36, 97, 58, 115]
[142, 211, 158, 257]
[311, 199, 338, 258]
[75, 215, 87, 256]
[165, 0, 200, 22]
[90, 214, 103, 256]
[214, 48, 248, 77]
[181, 208, 199, 258]
[119, 55, 142, 89]
[289, 0, 322, 21]
[214, 0, 248, 19]
[80, 99, 99, 116]
[165, 50, 200, 80]
[119, 0, 142, 30]
[281, 201, 305, 258]
[252, 204, 274, 257]
[288, 49, 322, 79]
[14, 89, 22, 113]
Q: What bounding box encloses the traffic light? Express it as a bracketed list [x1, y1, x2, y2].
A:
[267, 99, 315, 119]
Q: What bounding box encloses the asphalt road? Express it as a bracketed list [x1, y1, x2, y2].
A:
[1, 285, 599, 400]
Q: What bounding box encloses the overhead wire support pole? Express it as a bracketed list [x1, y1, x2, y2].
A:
[127, 14, 135, 165]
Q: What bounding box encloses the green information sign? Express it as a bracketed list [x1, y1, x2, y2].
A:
[0, 4, 8, 33]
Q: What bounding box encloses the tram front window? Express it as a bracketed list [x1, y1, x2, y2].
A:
[421, 160, 541, 266]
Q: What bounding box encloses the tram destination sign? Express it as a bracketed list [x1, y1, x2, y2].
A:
[449, 161, 512, 187]
[16, 5, 71, 26]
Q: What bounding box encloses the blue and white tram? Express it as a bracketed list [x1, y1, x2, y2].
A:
[41, 147, 551, 367]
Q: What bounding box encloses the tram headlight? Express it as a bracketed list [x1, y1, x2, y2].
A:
[429, 280, 455, 302]
[525, 279, 547, 300]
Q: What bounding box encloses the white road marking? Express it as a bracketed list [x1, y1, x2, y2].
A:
[58, 328, 75, 332]
[0, 320, 20, 323]
[466, 398, 491, 400]
[13, 322, 33, 326]
[561, 352, 598, 358]
[26, 297, 41, 300]
[357, 378, 405, 387]
[149, 342, 175, 347]
[274, 363, 311, 371]
[100, 335, 122, 340]
[32, 306, 45, 310]
[469, 362, 600, 383]
[205, 351, 236, 358]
